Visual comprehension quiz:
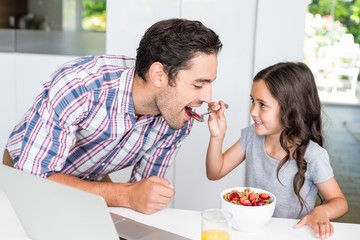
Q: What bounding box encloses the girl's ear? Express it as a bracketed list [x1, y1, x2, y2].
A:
[148, 62, 167, 88]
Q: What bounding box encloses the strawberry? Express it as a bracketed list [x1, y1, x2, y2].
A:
[248, 193, 256, 202]
[256, 200, 264, 206]
[259, 193, 270, 200]
[229, 192, 240, 201]
[240, 199, 252, 206]
[192, 112, 201, 120]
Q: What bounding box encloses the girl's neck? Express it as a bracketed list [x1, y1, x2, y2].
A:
[265, 135, 297, 161]
[264, 135, 287, 161]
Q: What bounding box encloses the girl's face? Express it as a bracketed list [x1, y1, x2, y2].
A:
[250, 80, 283, 138]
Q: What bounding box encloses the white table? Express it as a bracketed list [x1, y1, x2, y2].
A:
[1, 192, 359, 239]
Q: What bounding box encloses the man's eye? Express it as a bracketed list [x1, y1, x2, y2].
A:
[194, 85, 203, 89]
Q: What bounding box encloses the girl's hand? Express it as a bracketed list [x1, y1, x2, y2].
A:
[294, 207, 334, 239]
[207, 101, 227, 138]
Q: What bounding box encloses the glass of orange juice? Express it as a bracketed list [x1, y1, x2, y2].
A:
[201, 209, 232, 240]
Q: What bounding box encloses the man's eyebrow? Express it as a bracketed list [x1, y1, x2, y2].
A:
[194, 78, 216, 83]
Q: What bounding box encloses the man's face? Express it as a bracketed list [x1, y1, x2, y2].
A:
[156, 53, 218, 129]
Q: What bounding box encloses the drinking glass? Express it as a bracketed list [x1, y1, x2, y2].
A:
[201, 209, 232, 240]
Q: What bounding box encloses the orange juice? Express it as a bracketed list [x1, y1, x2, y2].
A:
[201, 229, 230, 240]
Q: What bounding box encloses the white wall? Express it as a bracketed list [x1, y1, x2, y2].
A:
[254, 0, 308, 72]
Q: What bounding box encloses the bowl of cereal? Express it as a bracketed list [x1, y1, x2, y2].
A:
[220, 187, 276, 232]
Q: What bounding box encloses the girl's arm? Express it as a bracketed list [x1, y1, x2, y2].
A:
[315, 177, 348, 220]
[206, 139, 245, 180]
[295, 177, 348, 239]
[206, 101, 246, 180]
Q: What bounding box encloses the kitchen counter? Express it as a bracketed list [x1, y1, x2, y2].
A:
[1, 192, 359, 239]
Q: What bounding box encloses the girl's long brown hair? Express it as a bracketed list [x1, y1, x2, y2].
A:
[253, 62, 323, 216]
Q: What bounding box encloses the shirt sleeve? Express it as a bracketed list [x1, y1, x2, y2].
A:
[306, 142, 334, 184]
[240, 124, 253, 151]
[15, 66, 90, 177]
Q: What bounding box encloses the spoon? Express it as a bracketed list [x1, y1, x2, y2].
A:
[191, 104, 229, 122]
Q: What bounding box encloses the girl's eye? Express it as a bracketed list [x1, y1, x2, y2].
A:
[194, 85, 203, 89]
[260, 102, 266, 108]
[250, 98, 254, 104]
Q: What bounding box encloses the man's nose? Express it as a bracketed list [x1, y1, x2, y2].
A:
[199, 85, 212, 103]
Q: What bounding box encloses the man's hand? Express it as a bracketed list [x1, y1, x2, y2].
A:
[48, 173, 175, 214]
[127, 176, 175, 214]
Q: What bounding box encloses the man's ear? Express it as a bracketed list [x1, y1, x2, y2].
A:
[148, 62, 167, 88]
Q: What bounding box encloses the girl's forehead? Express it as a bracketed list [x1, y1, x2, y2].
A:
[251, 81, 278, 103]
[252, 80, 270, 94]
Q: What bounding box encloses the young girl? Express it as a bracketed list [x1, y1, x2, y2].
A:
[206, 62, 348, 239]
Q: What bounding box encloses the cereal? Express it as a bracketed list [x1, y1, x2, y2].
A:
[223, 187, 272, 206]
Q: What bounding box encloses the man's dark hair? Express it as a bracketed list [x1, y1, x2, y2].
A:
[135, 18, 222, 85]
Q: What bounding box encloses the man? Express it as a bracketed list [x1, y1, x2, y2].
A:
[3, 18, 222, 214]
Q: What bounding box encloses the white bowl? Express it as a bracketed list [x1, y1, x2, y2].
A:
[220, 187, 276, 232]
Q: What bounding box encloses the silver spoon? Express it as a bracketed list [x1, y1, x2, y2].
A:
[191, 104, 229, 122]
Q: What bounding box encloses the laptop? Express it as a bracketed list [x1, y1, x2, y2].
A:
[0, 164, 190, 240]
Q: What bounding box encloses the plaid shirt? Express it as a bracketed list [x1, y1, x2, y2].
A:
[7, 55, 193, 182]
